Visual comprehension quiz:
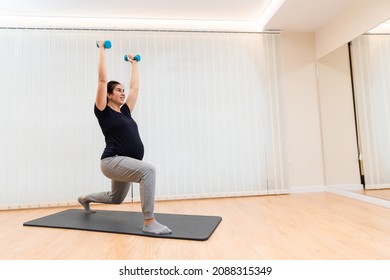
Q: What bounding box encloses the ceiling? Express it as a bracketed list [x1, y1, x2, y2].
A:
[0, 0, 363, 32]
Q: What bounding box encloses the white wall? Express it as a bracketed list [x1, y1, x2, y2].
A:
[281, 32, 325, 190]
[281, 34, 363, 190]
[317, 44, 361, 186]
[315, 0, 390, 59]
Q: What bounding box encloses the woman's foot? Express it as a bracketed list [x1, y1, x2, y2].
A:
[78, 196, 96, 213]
[143, 219, 172, 235]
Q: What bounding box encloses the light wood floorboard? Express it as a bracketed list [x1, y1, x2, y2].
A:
[1, 192, 389, 260]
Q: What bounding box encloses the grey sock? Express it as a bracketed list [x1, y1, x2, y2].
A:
[78, 196, 96, 213]
[143, 220, 172, 235]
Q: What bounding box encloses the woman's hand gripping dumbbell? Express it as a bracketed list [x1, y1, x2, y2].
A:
[95, 40, 140, 62]
[124, 54, 141, 62]
[96, 40, 112, 49]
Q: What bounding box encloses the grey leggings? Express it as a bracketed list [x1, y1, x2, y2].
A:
[84, 156, 156, 219]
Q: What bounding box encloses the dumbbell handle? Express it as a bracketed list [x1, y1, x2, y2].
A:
[124, 54, 141, 62]
[96, 40, 112, 49]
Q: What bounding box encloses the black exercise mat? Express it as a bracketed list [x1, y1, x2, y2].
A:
[23, 209, 222, 241]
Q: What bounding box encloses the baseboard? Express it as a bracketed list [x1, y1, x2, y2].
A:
[290, 184, 364, 194]
[290, 185, 325, 193]
[325, 184, 363, 191]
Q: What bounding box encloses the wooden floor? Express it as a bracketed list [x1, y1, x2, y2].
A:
[1, 192, 389, 260]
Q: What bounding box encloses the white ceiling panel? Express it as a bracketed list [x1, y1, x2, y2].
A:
[0, 0, 362, 32]
[0, 0, 270, 20]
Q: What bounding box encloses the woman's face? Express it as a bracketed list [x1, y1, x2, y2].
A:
[108, 84, 125, 105]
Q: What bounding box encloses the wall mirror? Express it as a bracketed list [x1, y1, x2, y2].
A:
[349, 19, 390, 201]
[317, 19, 390, 204]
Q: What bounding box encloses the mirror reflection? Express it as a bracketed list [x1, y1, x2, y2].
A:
[317, 19, 390, 203]
[349, 19, 390, 201]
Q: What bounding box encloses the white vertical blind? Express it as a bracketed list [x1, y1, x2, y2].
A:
[0, 28, 287, 209]
[351, 34, 390, 189]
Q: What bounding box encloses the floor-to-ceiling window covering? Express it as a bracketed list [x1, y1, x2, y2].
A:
[0, 28, 287, 209]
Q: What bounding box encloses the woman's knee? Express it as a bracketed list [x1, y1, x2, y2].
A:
[109, 191, 127, 204]
[110, 196, 126, 204]
[143, 163, 156, 180]
[146, 163, 156, 175]
[109, 181, 131, 204]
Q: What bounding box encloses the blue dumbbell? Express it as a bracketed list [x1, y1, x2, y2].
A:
[124, 54, 141, 62]
[96, 40, 112, 49]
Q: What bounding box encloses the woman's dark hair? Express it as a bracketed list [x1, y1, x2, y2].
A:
[107, 80, 121, 94]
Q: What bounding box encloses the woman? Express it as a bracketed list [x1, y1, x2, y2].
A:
[78, 40, 172, 235]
